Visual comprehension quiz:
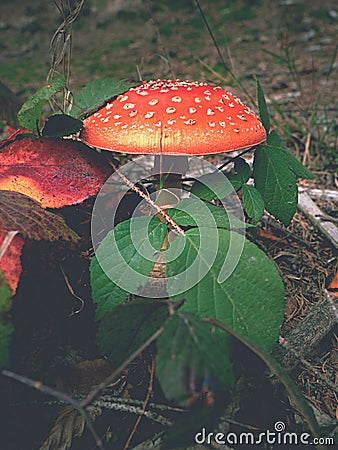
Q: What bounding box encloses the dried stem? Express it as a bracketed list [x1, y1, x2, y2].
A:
[146, 0, 176, 78]
[194, 0, 255, 106]
[48, 0, 86, 112]
[81, 326, 164, 407]
[204, 317, 325, 450]
[108, 160, 185, 236]
[122, 355, 156, 450]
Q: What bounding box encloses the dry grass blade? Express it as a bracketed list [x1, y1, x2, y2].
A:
[48, 0, 86, 112]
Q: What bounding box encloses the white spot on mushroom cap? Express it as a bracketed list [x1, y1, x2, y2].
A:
[120, 95, 129, 102]
[237, 114, 247, 121]
[184, 119, 196, 125]
[123, 103, 136, 110]
[148, 98, 158, 106]
[145, 111, 155, 119]
[113, 114, 122, 119]
[166, 107, 176, 114]
[171, 96, 182, 102]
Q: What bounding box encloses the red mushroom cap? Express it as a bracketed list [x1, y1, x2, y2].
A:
[81, 79, 266, 155]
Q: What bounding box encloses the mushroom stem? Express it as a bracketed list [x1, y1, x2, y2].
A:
[153, 154, 188, 208]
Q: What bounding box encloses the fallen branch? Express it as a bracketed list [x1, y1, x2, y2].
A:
[297, 191, 338, 248]
[304, 188, 338, 202]
[273, 293, 338, 372]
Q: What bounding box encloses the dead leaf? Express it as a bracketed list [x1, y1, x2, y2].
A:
[327, 271, 338, 298]
[0, 190, 79, 243]
[39, 405, 102, 450]
[0, 231, 24, 294]
[0, 134, 111, 208]
[257, 226, 289, 244]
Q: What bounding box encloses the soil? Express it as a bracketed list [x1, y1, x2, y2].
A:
[0, 0, 337, 449]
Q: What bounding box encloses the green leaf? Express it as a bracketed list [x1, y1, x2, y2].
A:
[168, 198, 251, 229]
[242, 185, 265, 224]
[90, 216, 167, 320]
[233, 157, 251, 183]
[0, 191, 80, 243]
[156, 312, 234, 405]
[166, 229, 284, 353]
[41, 114, 83, 137]
[267, 130, 315, 179]
[256, 78, 270, 133]
[253, 145, 298, 225]
[0, 272, 14, 368]
[226, 157, 252, 190]
[97, 299, 169, 367]
[18, 76, 66, 131]
[211, 317, 322, 441]
[190, 171, 234, 200]
[191, 158, 252, 200]
[71, 78, 139, 119]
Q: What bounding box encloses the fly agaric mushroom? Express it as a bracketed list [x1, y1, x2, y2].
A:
[81, 79, 266, 156]
[81, 79, 266, 206]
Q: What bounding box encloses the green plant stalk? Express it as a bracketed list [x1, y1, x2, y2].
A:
[205, 317, 327, 450]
